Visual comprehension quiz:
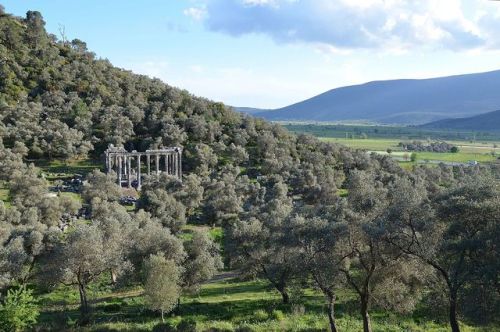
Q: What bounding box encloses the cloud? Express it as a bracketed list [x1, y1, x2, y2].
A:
[198, 0, 500, 51]
[184, 6, 207, 21]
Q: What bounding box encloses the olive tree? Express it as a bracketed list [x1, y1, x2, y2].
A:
[386, 177, 500, 332]
[143, 254, 182, 322]
[287, 215, 348, 332]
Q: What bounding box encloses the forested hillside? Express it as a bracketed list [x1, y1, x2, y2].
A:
[0, 9, 499, 332]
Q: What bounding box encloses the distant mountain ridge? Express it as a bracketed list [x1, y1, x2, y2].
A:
[240, 70, 500, 125]
[233, 107, 270, 115]
[421, 109, 500, 131]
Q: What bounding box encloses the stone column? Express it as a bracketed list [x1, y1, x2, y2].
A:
[127, 156, 132, 188]
[137, 155, 141, 189]
[170, 152, 177, 176]
[178, 151, 182, 179]
[155, 154, 160, 175]
[123, 156, 126, 183]
[175, 152, 179, 178]
[171, 154, 174, 175]
[147, 154, 151, 175]
[168, 153, 172, 176]
[175, 153, 179, 177]
[164, 153, 170, 175]
[117, 156, 122, 185]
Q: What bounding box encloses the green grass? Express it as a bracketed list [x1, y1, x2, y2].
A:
[0, 181, 11, 208]
[284, 123, 500, 142]
[36, 158, 103, 178]
[59, 192, 84, 203]
[34, 275, 497, 331]
[320, 137, 500, 164]
[181, 225, 224, 246]
[0, 189, 10, 208]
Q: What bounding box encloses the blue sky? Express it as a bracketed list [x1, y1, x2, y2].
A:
[3, 0, 500, 108]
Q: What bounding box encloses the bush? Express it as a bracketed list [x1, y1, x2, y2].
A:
[252, 309, 269, 322]
[152, 321, 176, 332]
[177, 318, 197, 332]
[203, 320, 235, 331]
[235, 325, 256, 332]
[100, 302, 122, 312]
[271, 309, 285, 321]
[291, 304, 306, 316]
[0, 286, 39, 332]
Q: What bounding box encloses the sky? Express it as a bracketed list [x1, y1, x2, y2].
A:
[2, 0, 500, 109]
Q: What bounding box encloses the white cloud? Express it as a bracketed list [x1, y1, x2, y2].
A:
[197, 0, 500, 51]
[183, 6, 207, 21]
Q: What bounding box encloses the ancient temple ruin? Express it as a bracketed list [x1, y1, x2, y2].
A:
[105, 145, 182, 189]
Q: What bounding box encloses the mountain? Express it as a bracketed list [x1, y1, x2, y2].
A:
[232, 106, 271, 115]
[250, 70, 500, 125]
[421, 109, 500, 131]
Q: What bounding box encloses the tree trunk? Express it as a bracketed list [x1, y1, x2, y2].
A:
[111, 269, 117, 284]
[78, 282, 90, 324]
[360, 295, 372, 332]
[449, 290, 460, 332]
[279, 288, 290, 304]
[161, 309, 165, 322]
[326, 292, 338, 332]
[176, 297, 181, 313]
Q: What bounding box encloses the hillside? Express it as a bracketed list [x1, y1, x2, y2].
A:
[247, 70, 500, 124]
[421, 109, 500, 131]
[0, 9, 374, 214]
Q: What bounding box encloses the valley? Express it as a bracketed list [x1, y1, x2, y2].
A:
[284, 124, 500, 165]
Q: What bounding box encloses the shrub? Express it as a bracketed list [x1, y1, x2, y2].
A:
[253, 309, 269, 322]
[271, 309, 285, 321]
[291, 304, 306, 316]
[152, 321, 176, 332]
[0, 286, 39, 332]
[204, 321, 235, 332]
[235, 325, 256, 332]
[177, 318, 197, 332]
[101, 302, 122, 312]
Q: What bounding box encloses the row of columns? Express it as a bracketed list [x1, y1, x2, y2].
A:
[105, 150, 182, 189]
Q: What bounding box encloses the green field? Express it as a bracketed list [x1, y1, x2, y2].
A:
[283, 123, 500, 142]
[284, 123, 500, 164]
[35, 274, 493, 332]
[319, 137, 500, 164]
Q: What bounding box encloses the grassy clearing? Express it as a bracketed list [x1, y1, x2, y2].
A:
[181, 225, 224, 246]
[0, 188, 10, 207]
[0, 181, 11, 208]
[59, 191, 84, 203]
[35, 159, 103, 178]
[34, 276, 496, 331]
